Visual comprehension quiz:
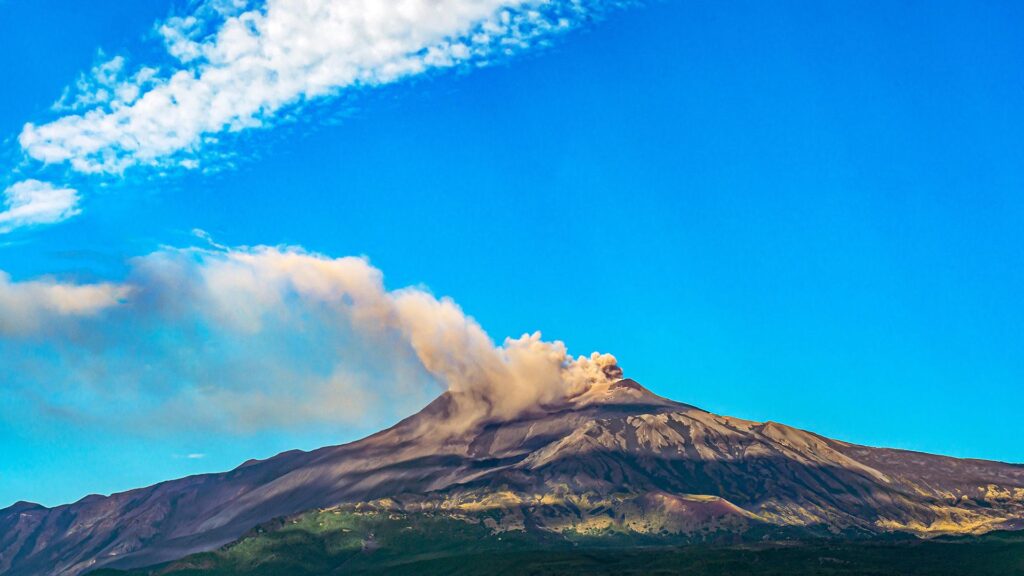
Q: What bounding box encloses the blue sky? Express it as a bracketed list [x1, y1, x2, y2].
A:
[1, 0, 1022, 508]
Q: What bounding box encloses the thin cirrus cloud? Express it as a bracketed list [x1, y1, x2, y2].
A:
[19, 0, 611, 175]
[0, 179, 82, 234]
[0, 241, 620, 434]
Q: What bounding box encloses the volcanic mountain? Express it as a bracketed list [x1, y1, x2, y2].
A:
[3, 379, 1023, 575]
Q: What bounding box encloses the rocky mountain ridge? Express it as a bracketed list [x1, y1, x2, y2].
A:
[3, 380, 1023, 575]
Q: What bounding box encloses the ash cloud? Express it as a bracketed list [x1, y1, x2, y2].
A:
[0, 242, 621, 432]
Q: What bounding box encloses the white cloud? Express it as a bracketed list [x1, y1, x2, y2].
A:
[19, 0, 604, 174]
[0, 179, 82, 234]
[0, 243, 620, 433]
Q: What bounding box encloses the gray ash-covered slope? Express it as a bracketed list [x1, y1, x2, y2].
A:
[3, 379, 1023, 575]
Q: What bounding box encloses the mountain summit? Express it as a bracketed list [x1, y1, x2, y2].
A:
[3, 380, 1023, 575]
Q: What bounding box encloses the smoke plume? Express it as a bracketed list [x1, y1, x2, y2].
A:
[0, 242, 621, 432]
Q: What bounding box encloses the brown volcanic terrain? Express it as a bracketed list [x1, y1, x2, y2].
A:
[2, 380, 1023, 576]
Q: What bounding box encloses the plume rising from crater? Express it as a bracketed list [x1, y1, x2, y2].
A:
[0, 241, 621, 432]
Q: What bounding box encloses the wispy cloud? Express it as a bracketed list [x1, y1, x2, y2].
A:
[0, 242, 619, 433]
[19, 0, 608, 175]
[0, 180, 82, 234]
[0, 270, 128, 336]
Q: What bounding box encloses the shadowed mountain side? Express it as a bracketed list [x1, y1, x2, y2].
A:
[372, 413, 1024, 536]
[1, 380, 1022, 575]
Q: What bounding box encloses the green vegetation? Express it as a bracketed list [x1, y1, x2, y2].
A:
[92, 509, 1024, 575]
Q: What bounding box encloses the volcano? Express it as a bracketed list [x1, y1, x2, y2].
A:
[3, 379, 1023, 575]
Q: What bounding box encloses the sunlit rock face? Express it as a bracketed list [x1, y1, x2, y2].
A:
[3, 380, 1024, 576]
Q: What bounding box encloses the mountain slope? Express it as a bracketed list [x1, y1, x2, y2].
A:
[2, 380, 1023, 575]
[93, 510, 1024, 576]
